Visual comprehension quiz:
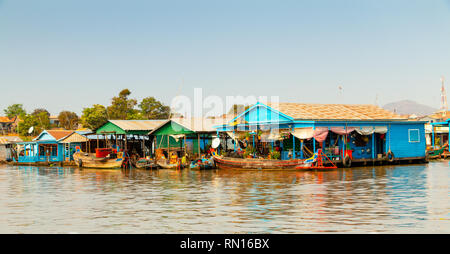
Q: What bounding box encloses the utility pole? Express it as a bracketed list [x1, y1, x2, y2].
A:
[440, 76, 447, 118]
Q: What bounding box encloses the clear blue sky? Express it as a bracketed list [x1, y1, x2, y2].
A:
[1, 0, 450, 115]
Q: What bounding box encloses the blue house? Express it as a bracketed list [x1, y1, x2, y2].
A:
[18, 130, 73, 163]
[215, 102, 427, 166]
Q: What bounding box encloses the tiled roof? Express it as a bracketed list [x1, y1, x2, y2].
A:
[46, 130, 73, 140]
[0, 116, 14, 123]
[267, 103, 406, 120]
[428, 111, 450, 121]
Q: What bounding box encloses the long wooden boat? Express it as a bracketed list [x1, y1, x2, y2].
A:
[73, 152, 123, 169]
[135, 158, 159, 169]
[212, 155, 305, 170]
[427, 146, 447, 159]
[156, 159, 187, 169]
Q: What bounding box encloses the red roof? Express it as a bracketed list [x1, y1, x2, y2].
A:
[0, 116, 14, 123]
[46, 130, 73, 140]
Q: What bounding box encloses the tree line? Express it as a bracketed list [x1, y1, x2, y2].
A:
[3, 89, 170, 136]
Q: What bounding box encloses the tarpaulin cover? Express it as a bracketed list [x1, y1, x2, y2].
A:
[313, 127, 329, 143]
[330, 127, 357, 135]
[291, 128, 314, 139]
[355, 126, 388, 135]
[290, 127, 329, 142]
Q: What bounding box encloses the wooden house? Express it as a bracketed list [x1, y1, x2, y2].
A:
[94, 120, 167, 157]
[148, 117, 232, 158]
[214, 102, 427, 166]
[17, 130, 73, 164]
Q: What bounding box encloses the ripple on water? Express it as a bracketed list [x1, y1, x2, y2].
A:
[0, 163, 449, 233]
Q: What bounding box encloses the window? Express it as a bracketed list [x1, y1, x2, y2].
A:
[408, 129, 420, 143]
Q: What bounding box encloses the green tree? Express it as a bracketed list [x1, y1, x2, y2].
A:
[34, 111, 50, 131]
[32, 108, 50, 117]
[58, 111, 79, 130]
[81, 104, 108, 130]
[139, 97, 171, 119]
[3, 104, 26, 118]
[17, 114, 39, 136]
[107, 89, 138, 120]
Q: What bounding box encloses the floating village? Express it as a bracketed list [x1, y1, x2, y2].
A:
[1, 95, 450, 171]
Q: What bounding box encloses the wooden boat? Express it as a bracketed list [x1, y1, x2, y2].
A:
[73, 152, 123, 169]
[427, 144, 448, 159]
[190, 157, 215, 170]
[212, 155, 305, 170]
[156, 159, 187, 169]
[134, 158, 159, 169]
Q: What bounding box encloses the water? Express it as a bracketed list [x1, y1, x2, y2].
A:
[0, 161, 448, 233]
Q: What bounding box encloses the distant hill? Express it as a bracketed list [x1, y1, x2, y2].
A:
[383, 100, 437, 116]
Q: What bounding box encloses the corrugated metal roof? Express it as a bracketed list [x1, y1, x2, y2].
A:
[0, 136, 23, 145]
[149, 117, 234, 135]
[109, 120, 168, 131]
[267, 103, 406, 121]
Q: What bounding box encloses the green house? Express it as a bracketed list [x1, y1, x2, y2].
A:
[149, 118, 228, 157]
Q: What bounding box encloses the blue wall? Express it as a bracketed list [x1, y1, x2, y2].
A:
[388, 123, 426, 158]
[216, 103, 427, 160]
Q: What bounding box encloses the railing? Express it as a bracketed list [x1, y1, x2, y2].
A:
[18, 155, 62, 163]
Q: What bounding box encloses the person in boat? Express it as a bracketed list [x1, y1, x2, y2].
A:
[169, 152, 178, 164]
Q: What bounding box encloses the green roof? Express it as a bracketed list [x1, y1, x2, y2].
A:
[96, 120, 167, 135]
[151, 121, 195, 136]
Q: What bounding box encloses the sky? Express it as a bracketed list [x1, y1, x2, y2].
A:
[1, 0, 450, 116]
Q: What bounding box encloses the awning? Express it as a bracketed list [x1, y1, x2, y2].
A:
[355, 126, 388, 135]
[290, 127, 329, 142]
[291, 128, 314, 139]
[330, 127, 357, 135]
[313, 127, 329, 143]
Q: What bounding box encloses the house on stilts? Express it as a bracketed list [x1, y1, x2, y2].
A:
[214, 102, 427, 167]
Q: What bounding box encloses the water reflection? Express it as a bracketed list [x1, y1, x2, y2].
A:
[0, 162, 448, 233]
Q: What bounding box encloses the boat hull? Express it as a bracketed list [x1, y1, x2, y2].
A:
[73, 152, 123, 169]
[213, 155, 305, 170]
[156, 160, 187, 169]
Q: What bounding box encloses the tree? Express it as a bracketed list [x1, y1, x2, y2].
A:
[32, 108, 50, 117]
[34, 111, 50, 131]
[3, 104, 26, 118]
[58, 111, 79, 130]
[81, 104, 108, 130]
[17, 114, 39, 136]
[139, 97, 171, 119]
[107, 89, 138, 120]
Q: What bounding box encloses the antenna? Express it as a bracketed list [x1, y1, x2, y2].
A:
[28, 126, 34, 135]
[440, 76, 447, 117]
[338, 84, 343, 95]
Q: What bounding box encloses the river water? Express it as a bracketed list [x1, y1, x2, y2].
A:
[0, 161, 448, 234]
